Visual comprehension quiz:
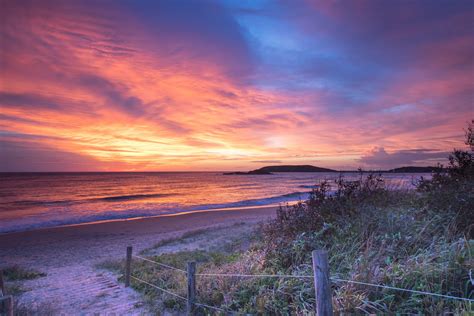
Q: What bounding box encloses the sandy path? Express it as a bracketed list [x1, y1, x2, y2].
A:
[0, 206, 276, 315]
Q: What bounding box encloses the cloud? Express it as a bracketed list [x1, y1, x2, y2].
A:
[0, 0, 471, 171]
[117, 0, 256, 82]
[74, 74, 146, 117]
[0, 140, 105, 172]
[0, 92, 66, 111]
[358, 147, 450, 169]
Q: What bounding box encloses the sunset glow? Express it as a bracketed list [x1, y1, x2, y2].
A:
[1, 0, 473, 171]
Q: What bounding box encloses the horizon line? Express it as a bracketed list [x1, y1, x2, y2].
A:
[0, 166, 441, 174]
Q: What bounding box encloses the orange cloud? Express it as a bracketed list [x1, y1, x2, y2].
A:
[1, 1, 471, 171]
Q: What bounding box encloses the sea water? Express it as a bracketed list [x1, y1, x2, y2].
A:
[0, 172, 428, 233]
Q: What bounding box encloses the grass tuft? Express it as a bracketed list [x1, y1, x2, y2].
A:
[2, 265, 46, 281]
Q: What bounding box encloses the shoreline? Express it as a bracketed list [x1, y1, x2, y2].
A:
[0, 205, 278, 259]
[0, 202, 291, 236]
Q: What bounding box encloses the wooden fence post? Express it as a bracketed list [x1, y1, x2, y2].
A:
[312, 250, 333, 316]
[0, 270, 5, 296]
[5, 295, 13, 316]
[1, 295, 13, 316]
[125, 246, 132, 287]
[186, 261, 196, 315]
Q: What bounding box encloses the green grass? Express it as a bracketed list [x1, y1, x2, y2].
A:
[247, 184, 473, 314]
[126, 250, 241, 313]
[97, 225, 257, 314]
[1, 266, 48, 315]
[142, 222, 255, 255]
[2, 265, 46, 281]
[4, 283, 28, 296]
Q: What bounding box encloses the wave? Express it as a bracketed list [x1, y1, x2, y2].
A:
[0, 190, 311, 233]
[96, 193, 172, 202]
[0, 210, 167, 234]
[186, 191, 310, 211]
[298, 185, 319, 189]
[5, 193, 174, 207]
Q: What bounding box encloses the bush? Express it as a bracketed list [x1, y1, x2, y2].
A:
[417, 120, 474, 237]
[255, 121, 474, 313]
[262, 172, 393, 269]
[2, 265, 46, 281]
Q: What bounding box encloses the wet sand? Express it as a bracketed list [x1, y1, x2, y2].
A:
[0, 205, 277, 265]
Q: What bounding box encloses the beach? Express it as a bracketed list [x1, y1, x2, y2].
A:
[0, 206, 277, 314]
[0, 172, 424, 313]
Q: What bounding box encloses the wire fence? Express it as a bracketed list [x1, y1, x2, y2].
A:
[130, 254, 228, 313]
[130, 275, 186, 300]
[132, 255, 187, 273]
[127, 248, 473, 314]
[196, 272, 312, 279]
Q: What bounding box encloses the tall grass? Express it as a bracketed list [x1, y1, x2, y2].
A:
[115, 176, 472, 314]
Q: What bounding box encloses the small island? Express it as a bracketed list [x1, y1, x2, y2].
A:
[386, 166, 444, 173]
[224, 164, 443, 175]
[224, 165, 336, 175]
[254, 165, 336, 173]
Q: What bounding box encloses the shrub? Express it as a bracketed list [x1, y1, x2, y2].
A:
[256, 121, 474, 313]
[262, 172, 394, 269]
[2, 265, 46, 281]
[417, 120, 474, 237]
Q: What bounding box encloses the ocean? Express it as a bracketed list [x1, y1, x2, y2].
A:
[0, 172, 428, 233]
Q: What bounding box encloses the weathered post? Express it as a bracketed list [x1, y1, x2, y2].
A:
[186, 261, 196, 315]
[0, 270, 5, 296]
[0, 295, 13, 316]
[312, 250, 333, 316]
[125, 246, 132, 287]
[5, 295, 13, 316]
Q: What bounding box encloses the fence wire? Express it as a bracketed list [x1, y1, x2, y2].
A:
[198, 272, 473, 302]
[197, 272, 312, 279]
[130, 275, 186, 300]
[130, 255, 474, 309]
[130, 274, 229, 313]
[132, 254, 187, 273]
[331, 278, 474, 303]
[195, 302, 227, 313]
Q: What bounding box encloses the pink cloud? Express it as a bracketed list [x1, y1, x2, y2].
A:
[0, 0, 472, 171]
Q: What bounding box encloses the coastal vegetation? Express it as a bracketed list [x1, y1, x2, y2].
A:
[1, 265, 49, 314]
[104, 122, 473, 314]
[2, 265, 46, 281]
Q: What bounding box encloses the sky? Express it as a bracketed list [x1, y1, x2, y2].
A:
[0, 0, 473, 172]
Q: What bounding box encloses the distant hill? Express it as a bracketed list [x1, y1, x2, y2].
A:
[223, 165, 335, 175]
[224, 164, 439, 175]
[253, 165, 336, 173]
[386, 166, 443, 173]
